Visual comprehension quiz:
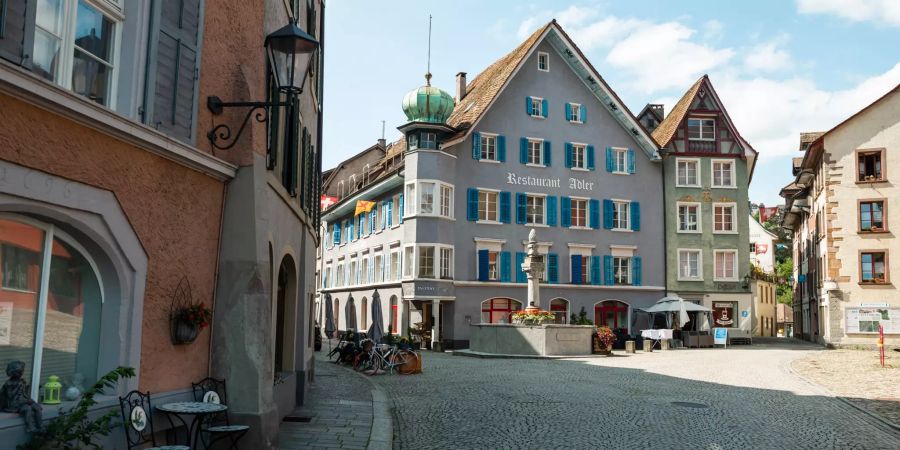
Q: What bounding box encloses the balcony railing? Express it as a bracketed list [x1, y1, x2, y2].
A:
[687, 140, 716, 153]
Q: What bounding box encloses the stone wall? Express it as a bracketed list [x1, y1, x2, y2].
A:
[468, 324, 594, 356]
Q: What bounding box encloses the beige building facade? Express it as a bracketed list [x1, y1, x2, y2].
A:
[782, 84, 900, 347]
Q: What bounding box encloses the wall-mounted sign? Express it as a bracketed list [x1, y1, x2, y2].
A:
[713, 302, 736, 328]
[506, 172, 595, 191]
[402, 281, 454, 298]
[846, 308, 900, 334]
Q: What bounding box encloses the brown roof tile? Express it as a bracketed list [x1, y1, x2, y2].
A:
[445, 22, 552, 136]
[651, 76, 705, 146]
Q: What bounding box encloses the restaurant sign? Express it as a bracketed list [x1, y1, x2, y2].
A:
[506, 172, 595, 191]
[713, 302, 736, 328]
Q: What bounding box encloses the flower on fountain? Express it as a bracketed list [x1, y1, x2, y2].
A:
[511, 309, 556, 325]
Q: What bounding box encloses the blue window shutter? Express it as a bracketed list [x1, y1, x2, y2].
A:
[387, 201, 393, 227]
[472, 132, 481, 160]
[372, 210, 378, 232]
[591, 256, 601, 285]
[500, 252, 511, 282]
[606, 147, 614, 172]
[399, 194, 404, 224]
[467, 188, 478, 221]
[628, 149, 636, 174]
[333, 223, 341, 245]
[498, 135, 506, 162]
[359, 215, 365, 238]
[581, 105, 587, 123]
[589, 199, 600, 229]
[561, 197, 571, 228]
[515, 252, 526, 283]
[547, 196, 557, 226]
[571, 254, 582, 284]
[587, 145, 595, 170]
[478, 250, 489, 281]
[604, 255, 614, 285]
[548, 253, 559, 284]
[349, 220, 354, 240]
[542, 98, 548, 118]
[565, 103, 571, 121]
[565, 142, 573, 168]
[633, 256, 642, 286]
[603, 199, 613, 229]
[516, 193, 527, 224]
[631, 202, 641, 231]
[499, 192, 511, 223]
[526, 96, 533, 115]
[520, 138, 528, 164]
[544, 141, 552, 166]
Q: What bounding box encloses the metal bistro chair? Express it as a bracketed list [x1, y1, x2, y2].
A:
[191, 377, 250, 449]
[119, 390, 189, 450]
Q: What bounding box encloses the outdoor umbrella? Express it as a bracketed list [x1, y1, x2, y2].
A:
[367, 290, 385, 344]
[346, 295, 358, 330]
[678, 299, 690, 329]
[324, 293, 335, 339]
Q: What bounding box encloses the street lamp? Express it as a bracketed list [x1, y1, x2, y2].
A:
[207, 20, 319, 150]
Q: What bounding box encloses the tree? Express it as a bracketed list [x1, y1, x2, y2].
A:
[775, 257, 793, 305]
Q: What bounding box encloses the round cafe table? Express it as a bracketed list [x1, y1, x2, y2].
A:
[157, 401, 228, 449]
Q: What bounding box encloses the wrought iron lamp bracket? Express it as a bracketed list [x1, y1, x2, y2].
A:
[206, 96, 289, 150]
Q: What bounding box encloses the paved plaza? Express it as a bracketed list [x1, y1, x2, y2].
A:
[365, 342, 899, 450]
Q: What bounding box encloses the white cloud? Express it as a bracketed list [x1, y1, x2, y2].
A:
[743, 40, 793, 73]
[797, 0, 900, 26]
[702, 19, 725, 41]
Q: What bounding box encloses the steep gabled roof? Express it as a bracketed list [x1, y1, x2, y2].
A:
[806, 83, 900, 150]
[444, 20, 659, 158]
[652, 75, 758, 180]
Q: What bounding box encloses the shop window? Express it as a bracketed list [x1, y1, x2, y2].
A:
[480, 298, 522, 324]
[595, 301, 629, 332]
[857, 150, 884, 182]
[0, 218, 102, 400]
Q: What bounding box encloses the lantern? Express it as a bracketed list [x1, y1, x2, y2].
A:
[264, 21, 319, 94]
[43, 375, 62, 404]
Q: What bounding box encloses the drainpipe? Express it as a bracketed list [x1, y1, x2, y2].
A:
[208, 182, 228, 376]
[659, 149, 668, 296]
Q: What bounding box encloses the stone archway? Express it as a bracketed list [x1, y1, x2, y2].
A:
[275, 255, 298, 373]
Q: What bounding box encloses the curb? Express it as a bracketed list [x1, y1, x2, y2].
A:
[339, 363, 394, 450]
[452, 349, 641, 359]
[785, 353, 900, 436]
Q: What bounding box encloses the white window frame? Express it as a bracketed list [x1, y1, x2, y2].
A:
[612, 148, 628, 174]
[525, 193, 547, 226]
[404, 180, 454, 219]
[404, 244, 455, 281]
[418, 245, 436, 279]
[392, 194, 401, 228]
[421, 132, 437, 149]
[475, 239, 505, 282]
[713, 249, 739, 281]
[526, 138, 544, 166]
[568, 244, 594, 285]
[373, 252, 383, 283]
[440, 247, 454, 280]
[677, 249, 703, 281]
[713, 202, 738, 234]
[530, 97, 544, 119]
[571, 143, 587, 170]
[537, 51, 549, 72]
[612, 256, 632, 285]
[389, 248, 400, 281]
[568, 197, 588, 229]
[677, 202, 702, 233]
[711, 159, 737, 188]
[349, 256, 358, 285]
[404, 182, 416, 217]
[611, 199, 631, 231]
[479, 132, 499, 162]
[360, 252, 370, 284]
[402, 245, 415, 279]
[688, 117, 716, 141]
[336, 261, 344, 287]
[477, 187, 500, 224]
[676, 157, 701, 187]
[567, 103, 582, 123]
[34, 0, 123, 108]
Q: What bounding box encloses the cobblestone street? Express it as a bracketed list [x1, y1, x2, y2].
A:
[366, 341, 900, 449]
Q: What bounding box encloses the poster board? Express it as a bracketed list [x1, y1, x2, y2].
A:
[845, 307, 900, 334]
[714, 327, 728, 347]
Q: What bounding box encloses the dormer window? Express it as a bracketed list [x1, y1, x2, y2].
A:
[421, 132, 437, 149]
[537, 51, 549, 72]
[688, 118, 715, 141]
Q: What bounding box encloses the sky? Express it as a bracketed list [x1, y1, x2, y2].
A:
[323, 0, 900, 205]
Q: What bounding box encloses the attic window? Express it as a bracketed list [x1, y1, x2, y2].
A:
[688, 118, 715, 141]
[537, 52, 549, 72]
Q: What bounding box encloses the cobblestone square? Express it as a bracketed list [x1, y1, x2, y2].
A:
[363, 342, 900, 449]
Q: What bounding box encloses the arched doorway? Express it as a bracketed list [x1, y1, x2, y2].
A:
[274, 256, 298, 373]
[360, 297, 368, 330]
[594, 300, 629, 332]
[550, 298, 569, 324]
[481, 298, 522, 324]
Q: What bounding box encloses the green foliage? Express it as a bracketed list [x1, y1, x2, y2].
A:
[775, 257, 794, 305]
[569, 306, 593, 325]
[19, 367, 136, 450]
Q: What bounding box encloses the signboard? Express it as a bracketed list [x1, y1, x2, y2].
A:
[714, 328, 728, 346]
[755, 244, 768, 255]
[505, 172, 596, 192]
[713, 302, 736, 328]
[0, 302, 11, 345]
[845, 308, 900, 334]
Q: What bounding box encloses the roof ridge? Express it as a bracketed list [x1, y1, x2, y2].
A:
[651, 75, 706, 146]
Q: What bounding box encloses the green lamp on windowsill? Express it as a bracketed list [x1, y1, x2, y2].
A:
[42, 375, 62, 405]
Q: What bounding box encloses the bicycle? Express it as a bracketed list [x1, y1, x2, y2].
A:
[366, 345, 420, 375]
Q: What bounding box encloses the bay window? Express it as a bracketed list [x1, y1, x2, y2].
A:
[406, 181, 454, 218]
[403, 246, 414, 278]
[418, 246, 435, 278]
[440, 247, 453, 280]
[405, 244, 455, 280]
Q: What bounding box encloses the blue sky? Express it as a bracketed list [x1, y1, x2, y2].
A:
[323, 0, 900, 205]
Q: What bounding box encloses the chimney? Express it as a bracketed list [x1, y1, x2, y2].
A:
[377, 138, 386, 148]
[455, 72, 467, 102]
[650, 104, 665, 118]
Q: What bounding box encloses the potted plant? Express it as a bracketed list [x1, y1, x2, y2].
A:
[171, 303, 212, 345]
[397, 336, 411, 350]
[593, 326, 616, 355]
[511, 309, 556, 325]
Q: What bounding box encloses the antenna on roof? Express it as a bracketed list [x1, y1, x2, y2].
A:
[381, 120, 385, 140]
[425, 14, 432, 86]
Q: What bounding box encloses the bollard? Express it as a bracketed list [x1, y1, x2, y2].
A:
[643, 339, 653, 352]
[660, 339, 670, 351]
[625, 340, 636, 354]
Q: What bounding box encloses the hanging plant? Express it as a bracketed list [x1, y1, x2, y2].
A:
[169, 277, 212, 345]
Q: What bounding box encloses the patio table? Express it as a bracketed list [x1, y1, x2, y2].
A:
[158, 401, 228, 449]
[640, 329, 673, 349]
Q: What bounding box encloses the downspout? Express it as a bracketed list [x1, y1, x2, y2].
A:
[660, 150, 668, 296]
[209, 181, 227, 376]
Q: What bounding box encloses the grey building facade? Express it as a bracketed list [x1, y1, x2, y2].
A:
[319, 21, 664, 349]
